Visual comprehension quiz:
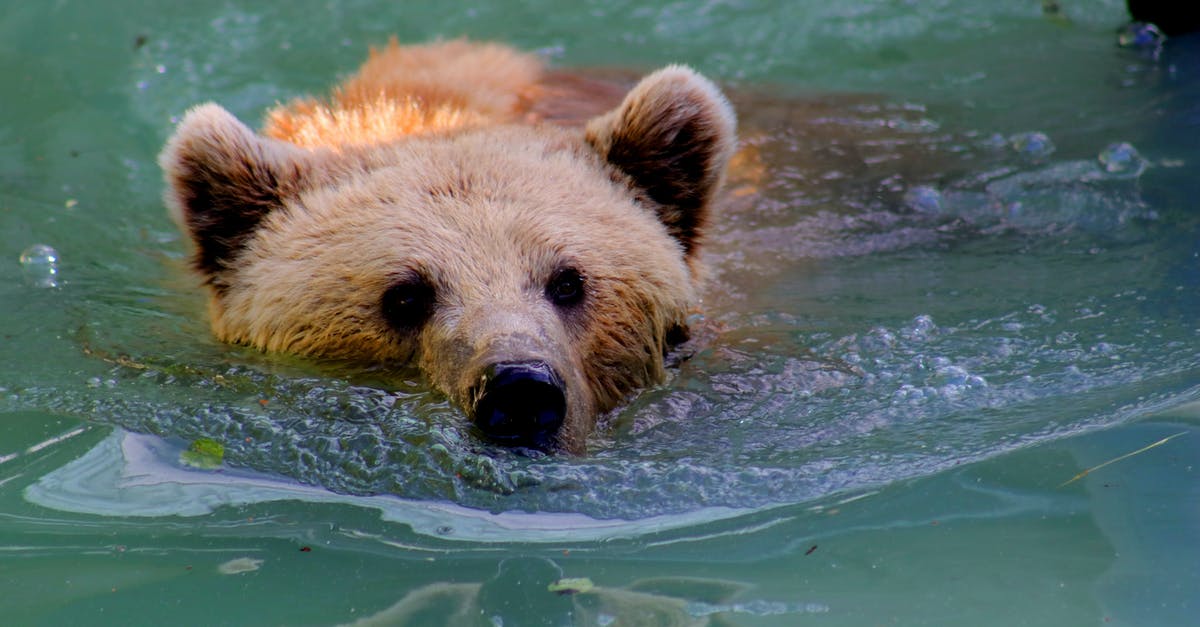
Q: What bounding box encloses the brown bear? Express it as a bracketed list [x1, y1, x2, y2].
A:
[159, 39, 736, 454]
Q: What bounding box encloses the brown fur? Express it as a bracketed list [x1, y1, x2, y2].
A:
[160, 39, 736, 453]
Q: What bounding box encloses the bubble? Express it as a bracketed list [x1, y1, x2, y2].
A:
[902, 315, 938, 341]
[1117, 22, 1165, 49]
[1098, 142, 1146, 177]
[860, 327, 897, 353]
[18, 244, 60, 288]
[981, 133, 1008, 150]
[934, 364, 970, 386]
[903, 185, 944, 214]
[1009, 132, 1055, 160]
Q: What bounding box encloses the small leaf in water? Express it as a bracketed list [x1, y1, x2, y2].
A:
[548, 577, 594, 595]
[181, 438, 225, 469]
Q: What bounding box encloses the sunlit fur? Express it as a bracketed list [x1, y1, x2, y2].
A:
[160, 40, 736, 453]
[264, 39, 541, 148]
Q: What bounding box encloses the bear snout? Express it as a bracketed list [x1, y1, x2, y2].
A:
[470, 360, 567, 451]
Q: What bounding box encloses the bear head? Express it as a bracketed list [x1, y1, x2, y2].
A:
[159, 66, 736, 454]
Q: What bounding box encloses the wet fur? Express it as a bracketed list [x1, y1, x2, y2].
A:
[160, 39, 736, 453]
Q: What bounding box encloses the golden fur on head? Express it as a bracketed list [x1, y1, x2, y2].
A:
[264, 39, 541, 148]
[161, 40, 736, 453]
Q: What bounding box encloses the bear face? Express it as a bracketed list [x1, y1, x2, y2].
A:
[160, 46, 735, 454]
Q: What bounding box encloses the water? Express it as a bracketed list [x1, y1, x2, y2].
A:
[3, 1, 1200, 624]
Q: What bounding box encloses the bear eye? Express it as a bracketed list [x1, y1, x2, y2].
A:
[546, 267, 585, 307]
[381, 277, 435, 331]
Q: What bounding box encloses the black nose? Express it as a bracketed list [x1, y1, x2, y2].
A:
[472, 361, 566, 450]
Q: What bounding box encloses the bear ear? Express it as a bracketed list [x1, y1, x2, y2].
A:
[585, 65, 737, 257]
[159, 103, 315, 286]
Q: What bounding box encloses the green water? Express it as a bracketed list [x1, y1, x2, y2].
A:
[3, 1, 1200, 625]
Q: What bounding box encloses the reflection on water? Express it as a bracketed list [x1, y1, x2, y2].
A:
[3, 0, 1199, 532]
[341, 556, 826, 626]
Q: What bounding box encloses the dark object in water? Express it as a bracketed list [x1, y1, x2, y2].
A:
[1126, 0, 1200, 37]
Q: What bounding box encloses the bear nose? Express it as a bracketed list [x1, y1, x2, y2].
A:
[471, 360, 566, 450]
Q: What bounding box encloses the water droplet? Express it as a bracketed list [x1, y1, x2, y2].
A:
[903, 185, 944, 214]
[19, 244, 60, 288]
[1098, 142, 1146, 176]
[1117, 22, 1165, 49]
[1009, 132, 1055, 160]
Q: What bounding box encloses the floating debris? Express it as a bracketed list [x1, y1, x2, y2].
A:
[180, 438, 225, 469]
[218, 557, 263, 575]
[1060, 432, 1186, 487]
[548, 577, 594, 595]
[1041, 0, 1069, 24]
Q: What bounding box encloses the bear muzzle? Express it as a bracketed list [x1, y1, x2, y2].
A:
[469, 360, 567, 452]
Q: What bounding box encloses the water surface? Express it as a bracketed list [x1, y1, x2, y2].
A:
[3, 1, 1198, 624]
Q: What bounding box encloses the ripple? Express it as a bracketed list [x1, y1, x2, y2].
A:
[10, 280, 1199, 522]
